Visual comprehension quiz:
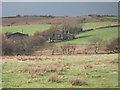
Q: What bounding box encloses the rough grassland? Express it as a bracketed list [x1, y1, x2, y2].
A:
[55, 27, 118, 45]
[2, 24, 51, 35]
[2, 54, 118, 88]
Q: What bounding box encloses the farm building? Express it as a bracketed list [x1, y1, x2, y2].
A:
[5, 32, 29, 39]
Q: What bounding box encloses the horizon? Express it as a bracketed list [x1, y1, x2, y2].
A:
[2, 2, 118, 17]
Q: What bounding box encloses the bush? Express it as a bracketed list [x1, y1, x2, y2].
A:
[106, 37, 120, 53]
[13, 38, 33, 55]
[2, 36, 33, 56]
[2, 34, 47, 56]
[30, 35, 46, 46]
[2, 37, 14, 55]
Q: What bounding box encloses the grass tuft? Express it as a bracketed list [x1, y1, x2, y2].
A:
[69, 77, 87, 86]
[48, 75, 60, 83]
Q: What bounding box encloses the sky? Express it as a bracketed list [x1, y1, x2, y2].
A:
[2, 2, 118, 17]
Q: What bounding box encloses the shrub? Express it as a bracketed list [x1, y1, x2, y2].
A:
[2, 35, 33, 55]
[69, 77, 87, 86]
[12, 38, 33, 55]
[106, 37, 120, 53]
[2, 33, 47, 56]
[2, 37, 14, 55]
[2, 37, 30, 55]
[30, 35, 46, 46]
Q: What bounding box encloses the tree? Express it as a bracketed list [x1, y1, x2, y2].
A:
[39, 23, 82, 43]
[90, 38, 106, 54]
[61, 44, 76, 55]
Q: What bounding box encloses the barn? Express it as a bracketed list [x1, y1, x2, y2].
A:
[6, 32, 29, 39]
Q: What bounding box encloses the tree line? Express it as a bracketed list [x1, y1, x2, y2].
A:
[35, 23, 83, 43]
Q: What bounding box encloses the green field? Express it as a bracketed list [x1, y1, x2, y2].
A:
[83, 22, 118, 30]
[55, 27, 118, 45]
[2, 24, 51, 35]
[2, 22, 118, 35]
[103, 17, 119, 20]
[2, 54, 118, 88]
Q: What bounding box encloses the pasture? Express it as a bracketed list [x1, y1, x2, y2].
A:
[55, 27, 118, 45]
[2, 24, 51, 35]
[2, 54, 118, 88]
[82, 22, 118, 30]
[2, 22, 118, 35]
[103, 17, 119, 20]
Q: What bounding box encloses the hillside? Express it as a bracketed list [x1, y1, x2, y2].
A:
[2, 24, 51, 35]
[54, 27, 118, 45]
[2, 21, 118, 35]
[2, 16, 112, 26]
[103, 16, 119, 20]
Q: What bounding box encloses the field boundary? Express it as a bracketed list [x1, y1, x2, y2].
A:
[83, 24, 120, 32]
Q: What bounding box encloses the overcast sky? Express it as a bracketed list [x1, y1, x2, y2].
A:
[2, 2, 118, 17]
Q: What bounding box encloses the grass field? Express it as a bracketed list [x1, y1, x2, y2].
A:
[2, 54, 118, 88]
[103, 17, 119, 20]
[2, 19, 119, 88]
[2, 24, 51, 35]
[2, 22, 118, 35]
[55, 27, 118, 45]
[82, 22, 118, 30]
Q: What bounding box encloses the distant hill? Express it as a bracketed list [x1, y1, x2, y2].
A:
[2, 16, 111, 26]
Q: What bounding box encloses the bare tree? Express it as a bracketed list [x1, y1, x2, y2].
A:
[61, 44, 76, 55]
[90, 38, 106, 54]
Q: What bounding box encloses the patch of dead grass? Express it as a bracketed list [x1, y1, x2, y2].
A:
[48, 74, 60, 83]
[69, 77, 87, 86]
[19, 64, 66, 75]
